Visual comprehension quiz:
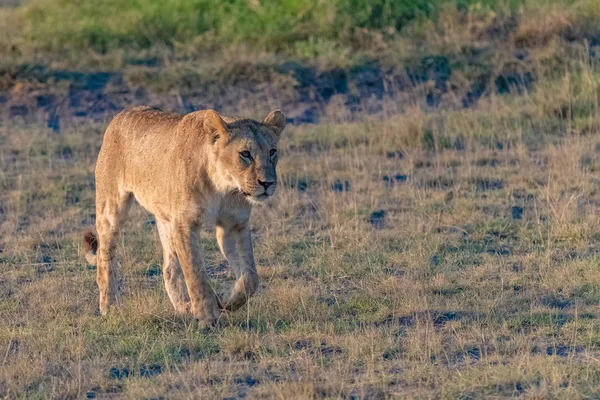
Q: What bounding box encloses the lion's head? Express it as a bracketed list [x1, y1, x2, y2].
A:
[204, 109, 286, 203]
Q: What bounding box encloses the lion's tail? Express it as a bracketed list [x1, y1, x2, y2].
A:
[83, 230, 98, 265]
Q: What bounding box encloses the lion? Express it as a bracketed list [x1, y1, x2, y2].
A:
[83, 106, 286, 327]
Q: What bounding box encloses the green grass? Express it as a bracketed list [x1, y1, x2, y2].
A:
[3, 0, 599, 69]
[12, 0, 509, 54]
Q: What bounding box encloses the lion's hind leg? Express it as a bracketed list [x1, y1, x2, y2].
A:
[95, 190, 133, 316]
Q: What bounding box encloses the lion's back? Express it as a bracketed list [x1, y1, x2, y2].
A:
[96, 107, 186, 193]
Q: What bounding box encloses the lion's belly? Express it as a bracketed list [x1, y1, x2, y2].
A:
[130, 185, 222, 229]
[131, 191, 170, 221]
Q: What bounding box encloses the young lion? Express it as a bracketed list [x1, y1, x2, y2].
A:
[83, 106, 286, 327]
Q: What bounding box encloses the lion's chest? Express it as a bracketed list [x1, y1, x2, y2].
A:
[201, 195, 223, 229]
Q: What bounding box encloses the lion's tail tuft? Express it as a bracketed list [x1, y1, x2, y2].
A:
[83, 230, 98, 265]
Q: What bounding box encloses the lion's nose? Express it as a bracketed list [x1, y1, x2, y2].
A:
[258, 179, 275, 190]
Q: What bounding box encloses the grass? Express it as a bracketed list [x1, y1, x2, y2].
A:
[2, 0, 600, 72]
[5, 0, 504, 54]
[3, 55, 600, 396]
[2, 0, 600, 398]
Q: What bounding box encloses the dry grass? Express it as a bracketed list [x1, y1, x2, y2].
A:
[2, 1, 600, 398]
[3, 52, 600, 398]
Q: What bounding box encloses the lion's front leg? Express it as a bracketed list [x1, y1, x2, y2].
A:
[216, 225, 242, 279]
[222, 224, 259, 312]
[157, 219, 190, 314]
[171, 223, 222, 328]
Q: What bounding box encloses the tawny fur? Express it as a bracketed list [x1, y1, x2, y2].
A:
[84, 106, 286, 327]
[83, 230, 98, 265]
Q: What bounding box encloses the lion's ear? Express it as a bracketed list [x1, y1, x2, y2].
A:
[204, 110, 229, 143]
[263, 109, 286, 136]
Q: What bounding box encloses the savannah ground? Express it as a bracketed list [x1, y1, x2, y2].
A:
[2, 0, 600, 398]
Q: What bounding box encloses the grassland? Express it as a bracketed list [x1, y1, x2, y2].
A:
[2, 0, 600, 398]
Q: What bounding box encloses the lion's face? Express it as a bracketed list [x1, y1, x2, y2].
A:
[205, 110, 286, 203]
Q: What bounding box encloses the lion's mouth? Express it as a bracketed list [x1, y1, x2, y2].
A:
[242, 191, 269, 200]
[236, 185, 273, 201]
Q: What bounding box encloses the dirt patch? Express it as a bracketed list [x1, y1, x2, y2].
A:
[0, 54, 541, 128]
[331, 179, 350, 192]
[369, 210, 386, 229]
[0, 63, 394, 126]
[108, 367, 130, 380]
[383, 174, 407, 188]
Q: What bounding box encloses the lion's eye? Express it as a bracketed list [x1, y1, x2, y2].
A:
[270, 149, 277, 157]
[240, 150, 252, 160]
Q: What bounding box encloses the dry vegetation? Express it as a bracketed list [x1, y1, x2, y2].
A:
[2, 0, 600, 399]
